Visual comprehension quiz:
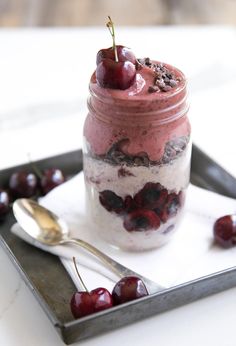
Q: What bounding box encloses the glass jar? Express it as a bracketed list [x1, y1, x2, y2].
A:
[83, 62, 191, 251]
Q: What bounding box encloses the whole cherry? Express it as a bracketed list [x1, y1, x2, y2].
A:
[0, 189, 10, 220]
[27, 155, 65, 195]
[96, 45, 136, 65]
[112, 276, 148, 305]
[9, 171, 38, 198]
[96, 60, 136, 90]
[96, 16, 136, 90]
[70, 258, 113, 318]
[40, 168, 65, 195]
[213, 215, 236, 248]
[71, 287, 113, 318]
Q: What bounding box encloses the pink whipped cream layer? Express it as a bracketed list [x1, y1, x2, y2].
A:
[84, 61, 190, 162]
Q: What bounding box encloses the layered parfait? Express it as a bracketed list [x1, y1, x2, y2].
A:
[83, 18, 191, 251]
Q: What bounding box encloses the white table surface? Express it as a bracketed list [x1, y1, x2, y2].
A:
[0, 26, 236, 346]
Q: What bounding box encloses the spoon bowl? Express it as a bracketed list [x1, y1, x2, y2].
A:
[14, 198, 68, 245]
[13, 198, 164, 294]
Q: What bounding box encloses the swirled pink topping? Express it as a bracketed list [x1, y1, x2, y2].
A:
[84, 60, 190, 162]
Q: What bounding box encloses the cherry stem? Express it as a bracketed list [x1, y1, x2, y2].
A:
[106, 16, 118, 63]
[27, 153, 43, 179]
[72, 257, 89, 292]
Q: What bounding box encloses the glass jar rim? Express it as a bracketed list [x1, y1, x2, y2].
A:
[88, 64, 189, 126]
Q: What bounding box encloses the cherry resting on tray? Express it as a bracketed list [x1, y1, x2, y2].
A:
[70, 258, 113, 318]
[0, 189, 10, 220]
[40, 168, 65, 195]
[112, 276, 149, 305]
[96, 16, 136, 90]
[9, 171, 38, 198]
[213, 215, 236, 248]
[70, 259, 149, 317]
[8, 166, 65, 199]
[71, 287, 113, 318]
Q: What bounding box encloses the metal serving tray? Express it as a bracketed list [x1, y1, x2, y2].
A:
[1, 144, 236, 344]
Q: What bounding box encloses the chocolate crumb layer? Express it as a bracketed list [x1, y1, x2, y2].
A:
[89, 136, 189, 167]
[137, 58, 181, 93]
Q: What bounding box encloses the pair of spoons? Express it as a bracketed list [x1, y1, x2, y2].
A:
[13, 199, 163, 294]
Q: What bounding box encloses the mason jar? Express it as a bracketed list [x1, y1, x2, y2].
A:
[83, 61, 191, 251]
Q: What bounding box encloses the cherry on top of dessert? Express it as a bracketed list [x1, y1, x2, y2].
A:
[96, 45, 136, 65]
[95, 16, 137, 91]
[96, 59, 136, 90]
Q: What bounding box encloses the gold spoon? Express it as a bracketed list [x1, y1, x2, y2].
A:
[13, 198, 164, 294]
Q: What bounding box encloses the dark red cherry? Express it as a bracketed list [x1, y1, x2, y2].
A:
[70, 287, 113, 318]
[71, 292, 93, 318]
[112, 276, 148, 305]
[124, 195, 137, 213]
[88, 287, 113, 312]
[9, 171, 38, 198]
[123, 209, 160, 232]
[40, 168, 65, 195]
[155, 192, 181, 223]
[213, 215, 236, 248]
[166, 193, 181, 216]
[96, 59, 136, 90]
[99, 190, 124, 214]
[134, 182, 168, 210]
[0, 189, 10, 220]
[96, 45, 136, 65]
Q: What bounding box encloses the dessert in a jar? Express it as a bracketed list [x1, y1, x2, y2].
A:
[83, 18, 191, 251]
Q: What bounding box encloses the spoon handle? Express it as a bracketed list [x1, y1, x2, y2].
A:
[62, 237, 164, 294]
